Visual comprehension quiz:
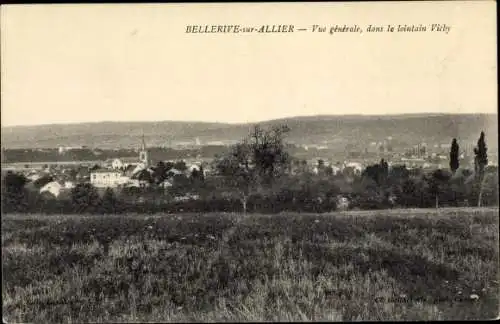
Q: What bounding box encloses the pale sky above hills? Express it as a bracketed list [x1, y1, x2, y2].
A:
[1, 2, 497, 127]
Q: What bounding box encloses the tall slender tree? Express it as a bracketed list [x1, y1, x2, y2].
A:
[449, 138, 459, 174]
[474, 131, 488, 207]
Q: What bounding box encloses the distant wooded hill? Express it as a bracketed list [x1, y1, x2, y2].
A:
[1, 114, 497, 150]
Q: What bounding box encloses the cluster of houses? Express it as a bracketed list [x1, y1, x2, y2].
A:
[15, 138, 207, 199]
[310, 161, 364, 175]
[12, 146, 400, 200]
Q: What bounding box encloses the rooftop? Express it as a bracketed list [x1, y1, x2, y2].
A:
[114, 157, 140, 163]
[90, 169, 122, 174]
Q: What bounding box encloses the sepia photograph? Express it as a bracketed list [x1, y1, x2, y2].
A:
[1, 2, 498, 322]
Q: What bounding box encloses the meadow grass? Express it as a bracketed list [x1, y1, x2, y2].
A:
[2, 208, 499, 322]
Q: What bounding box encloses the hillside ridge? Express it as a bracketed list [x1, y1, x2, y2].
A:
[2, 113, 497, 149]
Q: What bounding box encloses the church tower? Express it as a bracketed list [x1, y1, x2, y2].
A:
[139, 134, 149, 167]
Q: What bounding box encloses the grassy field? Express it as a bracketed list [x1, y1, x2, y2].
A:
[2, 208, 499, 322]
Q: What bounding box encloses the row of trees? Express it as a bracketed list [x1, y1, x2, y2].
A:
[450, 132, 490, 207]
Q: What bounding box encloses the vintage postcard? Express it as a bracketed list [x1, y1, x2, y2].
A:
[1, 1, 498, 322]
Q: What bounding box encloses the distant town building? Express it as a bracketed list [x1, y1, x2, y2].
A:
[330, 165, 341, 175]
[64, 181, 75, 189]
[90, 169, 127, 188]
[336, 196, 350, 211]
[111, 157, 140, 170]
[58, 146, 83, 155]
[159, 180, 173, 189]
[40, 181, 63, 198]
[206, 141, 225, 146]
[343, 162, 363, 174]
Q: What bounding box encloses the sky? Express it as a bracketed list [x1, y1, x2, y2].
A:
[1, 2, 497, 127]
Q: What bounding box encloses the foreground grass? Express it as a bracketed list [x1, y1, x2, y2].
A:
[2, 208, 499, 322]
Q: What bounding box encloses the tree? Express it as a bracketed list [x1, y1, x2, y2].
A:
[428, 169, 452, 208]
[388, 165, 409, 183]
[100, 188, 118, 214]
[380, 159, 389, 183]
[153, 161, 168, 184]
[191, 165, 205, 182]
[199, 165, 205, 180]
[170, 174, 191, 198]
[215, 124, 290, 213]
[134, 169, 154, 184]
[189, 166, 205, 195]
[250, 124, 291, 182]
[2, 172, 29, 212]
[215, 142, 255, 213]
[71, 183, 100, 213]
[474, 131, 488, 207]
[68, 168, 78, 181]
[362, 159, 388, 187]
[450, 138, 459, 174]
[173, 161, 187, 172]
[449, 169, 470, 206]
[481, 167, 499, 206]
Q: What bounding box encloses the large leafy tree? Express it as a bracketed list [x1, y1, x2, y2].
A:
[71, 183, 101, 213]
[215, 124, 290, 213]
[2, 171, 29, 212]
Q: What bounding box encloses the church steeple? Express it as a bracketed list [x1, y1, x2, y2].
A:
[139, 134, 149, 167]
[141, 134, 147, 151]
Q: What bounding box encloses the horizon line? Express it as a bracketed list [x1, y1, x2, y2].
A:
[1, 112, 497, 129]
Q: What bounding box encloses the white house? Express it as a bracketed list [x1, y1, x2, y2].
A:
[336, 196, 350, 210]
[111, 158, 124, 170]
[167, 168, 184, 177]
[64, 181, 75, 189]
[159, 180, 173, 189]
[40, 181, 62, 198]
[90, 169, 125, 188]
[188, 164, 201, 173]
[28, 173, 42, 182]
[58, 146, 83, 155]
[111, 157, 141, 170]
[124, 179, 141, 188]
[131, 163, 147, 176]
[330, 165, 341, 175]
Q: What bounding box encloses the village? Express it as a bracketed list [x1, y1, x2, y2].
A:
[3, 133, 497, 203]
[2, 126, 498, 212]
